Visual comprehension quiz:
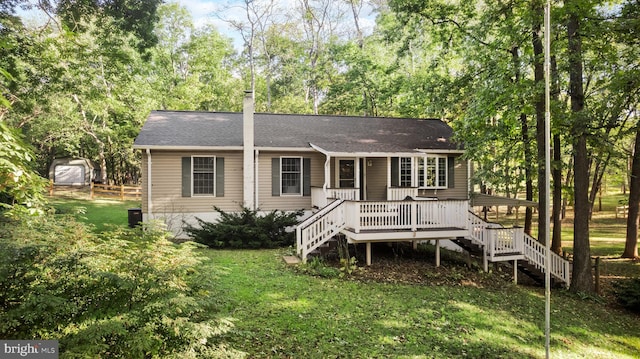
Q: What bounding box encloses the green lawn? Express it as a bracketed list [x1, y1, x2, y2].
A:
[50, 197, 141, 233]
[47, 197, 640, 357]
[206, 249, 639, 358]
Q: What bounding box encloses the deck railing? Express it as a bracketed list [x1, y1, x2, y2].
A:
[523, 233, 571, 284]
[344, 199, 469, 233]
[296, 199, 347, 261]
[386, 187, 419, 200]
[486, 227, 524, 258]
[311, 187, 359, 209]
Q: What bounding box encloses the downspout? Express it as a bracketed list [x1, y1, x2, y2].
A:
[146, 148, 152, 219]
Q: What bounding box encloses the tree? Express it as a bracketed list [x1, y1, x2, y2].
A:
[566, 0, 593, 293]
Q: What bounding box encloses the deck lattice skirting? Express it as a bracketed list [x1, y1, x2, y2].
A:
[296, 200, 571, 286]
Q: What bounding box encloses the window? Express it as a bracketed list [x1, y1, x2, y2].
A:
[400, 157, 412, 187]
[281, 157, 302, 195]
[418, 155, 447, 189]
[181, 156, 224, 197]
[192, 156, 216, 195]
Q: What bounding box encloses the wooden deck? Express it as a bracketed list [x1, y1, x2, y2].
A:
[296, 199, 572, 286]
[342, 227, 468, 242]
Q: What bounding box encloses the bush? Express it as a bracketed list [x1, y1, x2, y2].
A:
[0, 213, 242, 358]
[185, 206, 303, 249]
[613, 278, 640, 313]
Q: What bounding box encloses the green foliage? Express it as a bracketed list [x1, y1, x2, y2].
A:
[613, 278, 640, 313]
[0, 122, 47, 217]
[298, 257, 341, 278]
[0, 213, 233, 357]
[185, 206, 303, 249]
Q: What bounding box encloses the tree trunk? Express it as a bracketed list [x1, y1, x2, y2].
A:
[551, 55, 563, 254]
[532, 0, 547, 244]
[568, 9, 594, 293]
[623, 126, 640, 258]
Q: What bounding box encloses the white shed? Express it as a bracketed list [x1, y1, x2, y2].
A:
[49, 158, 95, 186]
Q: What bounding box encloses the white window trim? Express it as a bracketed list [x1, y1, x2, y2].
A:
[192, 156, 216, 197]
[417, 155, 448, 189]
[280, 156, 303, 196]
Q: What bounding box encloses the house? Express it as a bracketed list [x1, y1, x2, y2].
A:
[134, 92, 570, 286]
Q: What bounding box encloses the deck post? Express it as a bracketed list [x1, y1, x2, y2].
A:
[513, 260, 518, 284]
[366, 242, 372, 266]
[412, 240, 417, 250]
[483, 250, 488, 272]
[435, 240, 440, 267]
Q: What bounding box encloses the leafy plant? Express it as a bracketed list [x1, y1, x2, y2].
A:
[0, 213, 237, 357]
[185, 206, 303, 249]
[613, 278, 640, 313]
[336, 235, 357, 276]
[298, 257, 340, 278]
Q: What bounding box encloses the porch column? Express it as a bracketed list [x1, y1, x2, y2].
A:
[513, 260, 518, 284]
[324, 155, 331, 194]
[366, 242, 372, 266]
[435, 240, 441, 267]
[386, 156, 391, 188]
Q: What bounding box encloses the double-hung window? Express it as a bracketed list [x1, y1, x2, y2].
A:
[192, 156, 216, 195]
[281, 157, 302, 195]
[272, 157, 311, 196]
[181, 156, 224, 197]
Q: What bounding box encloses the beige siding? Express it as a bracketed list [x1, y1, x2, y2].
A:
[148, 150, 244, 215]
[365, 157, 388, 200]
[257, 151, 325, 211]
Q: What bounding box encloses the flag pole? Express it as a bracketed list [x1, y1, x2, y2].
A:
[544, 0, 552, 357]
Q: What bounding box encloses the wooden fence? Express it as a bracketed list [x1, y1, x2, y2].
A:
[48, 181, 141, 201]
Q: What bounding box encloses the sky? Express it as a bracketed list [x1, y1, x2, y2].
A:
[18, 0, 378, 50]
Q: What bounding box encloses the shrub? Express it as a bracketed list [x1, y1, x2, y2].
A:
[613, 278, 640, 313]
[0, 213, 242, 358]
[185, 206, 303, 249]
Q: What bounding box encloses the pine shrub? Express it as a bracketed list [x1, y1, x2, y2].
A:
[613, 278, 640, 313]
[185, 206, 303, 249]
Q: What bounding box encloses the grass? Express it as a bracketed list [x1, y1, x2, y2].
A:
[206, 249, 640, 358]
[47, 196, 640, 357]
[49, 197, 141, 233]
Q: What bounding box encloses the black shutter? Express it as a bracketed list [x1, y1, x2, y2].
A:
[216, 157, 225, 197]
[303, 158, 311, 196]
[391, 157, 399, 187]
[447, 156, 455, 189]
[181, 157, 191, 197]
[272, 158, 280, 196]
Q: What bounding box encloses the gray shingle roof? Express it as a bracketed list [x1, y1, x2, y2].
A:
[133, 111, 462, 153]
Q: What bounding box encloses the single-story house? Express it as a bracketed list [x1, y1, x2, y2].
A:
[133, 92, 570, 286]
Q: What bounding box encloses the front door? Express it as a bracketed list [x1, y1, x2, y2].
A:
[338, 159, 355, 188]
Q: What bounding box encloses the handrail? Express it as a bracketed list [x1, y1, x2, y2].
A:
[298, 199, 344, 230]
[296, 199, 347, 261]
[522, 233, 571, 284]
